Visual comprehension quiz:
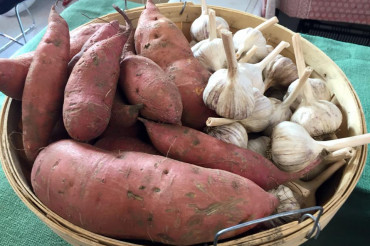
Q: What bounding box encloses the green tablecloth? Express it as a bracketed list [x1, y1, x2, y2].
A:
[0, 0, 369, 245]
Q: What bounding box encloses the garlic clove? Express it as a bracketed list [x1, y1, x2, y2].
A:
[205, 122, 248, 148]
[203, 30, 255, 120]
[247, 136, 271, 158]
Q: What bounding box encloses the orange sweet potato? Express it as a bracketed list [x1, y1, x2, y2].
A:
[31, 139, 279, 245]
[140, 119, 329, 190]
[94, 135, 160, 155]
[134, 0, 216, 129]
[63, 32, 127, 141]
[21, 5, 70, 162]
[68, 20, 120, 73]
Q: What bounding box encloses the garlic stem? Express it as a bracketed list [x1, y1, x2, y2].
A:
[208, 9, 217, 41]
[222, 30, 238, 79]
[292, 33, 305, 78]
[255, 16, 278, 32]
[257, 41, 290, 72]
[318, 133, 370, 152]
[239, 45, 258, 63]
[322, 147, 354, 165]
[206, 117, 236, 127]
[292, 33, 315, 103]
[281, 67, 312, 109]
[201, 0, 208, 15]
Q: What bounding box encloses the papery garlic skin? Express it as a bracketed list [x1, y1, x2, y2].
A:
[271, 121, 323, 172]
[247, 136, 271, 158]
[203, 68, 255, 120]
[233, 28, 268, 63]
[291, 100, 342, 137]
[263, 98, 292, 136]
[206, 122, 248, 148]
[268, 185, 301, 226]
[192, 38, 226, 72]
[286, 78, 332, 110]
[190, 13, 229, 42]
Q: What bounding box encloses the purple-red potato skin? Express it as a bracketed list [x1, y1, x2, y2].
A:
[31, 139, 279, 245]
[120, 54, 183, 124]
[141, 119, 328, 190]
[94, 135, 160, 155]
[68, 20, 120, 72]
[63, 33, 126, 141]
[134, 0, 215, 129]
[108, 93, 142, 128]
[21, 5, 70, 162]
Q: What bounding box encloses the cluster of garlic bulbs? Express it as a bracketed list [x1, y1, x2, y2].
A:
[188, 4, 365, 222]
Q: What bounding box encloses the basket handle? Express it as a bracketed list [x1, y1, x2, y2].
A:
[213, 206, 323, 246]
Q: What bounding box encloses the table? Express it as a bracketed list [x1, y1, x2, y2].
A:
[1, 0, 370, 245]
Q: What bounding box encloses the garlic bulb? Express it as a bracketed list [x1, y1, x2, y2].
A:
[287, 160, 346, 208]
[271, 121, 370, 172]
[285, 77, 332, 111]
[239, 41, 290, 92]
[290, 34, 342, 137]
[268, 185, 301, 226]
[192, 9, 226, 72]
[301, 147, 355, 181]
[205, 122, 248, 148]
[206, 88, 272, 132]
[247, 136, 271, 158]
[203, 30, 255, 120]
[263, 54, 298, 92]
[263, 67, 312, 136]
[190, 0, 229, 42]
[233, 16, 278, 63]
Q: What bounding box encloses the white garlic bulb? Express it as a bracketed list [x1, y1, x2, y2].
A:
[205, 122, 248, 148]
[247, 136, 271, 158]
[239, 41, 290, 93]
[192, 9, 226, 72]
[271, 121, 370, 172]
[263, 54, 298, 92]
[263, 67, 313, 136]
[290, 34, 342, 137]
[190, 0, 229, 42]
[203, 30, 255, 120]
[233, 16, 278, 63]
[206, 88, 272, 132]
[267, 185, 301, 226]
[285, 77, 332, 111]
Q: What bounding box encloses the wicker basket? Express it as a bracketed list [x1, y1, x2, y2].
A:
[0, 2, 367, 246]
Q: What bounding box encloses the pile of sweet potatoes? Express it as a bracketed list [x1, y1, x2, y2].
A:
[0, 1, 329, 245]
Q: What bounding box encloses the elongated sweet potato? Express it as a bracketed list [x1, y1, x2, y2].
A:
[63, 32, 126, 141]
[22, 5, 70, 162]
[140, 119, 329, 190]
[94, 135, 160, 155]
[68, 20, 120, 73]
[134, 0, 216, 129]
[0, 23, 106, 101]
[31, 139, 278, 245]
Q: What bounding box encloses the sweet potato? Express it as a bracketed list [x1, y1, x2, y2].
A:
[31, 139, 279, 245]
[21, 5, 70, 162]
[140, 119, 329, 190]
[63, 32, 127, 141]
[0, 23, 106, 101]
[68, 20, 120, 73]
[94, 135, 160, 155]
[134, 0, 216, 129]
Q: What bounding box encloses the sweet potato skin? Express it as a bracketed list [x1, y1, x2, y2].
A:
[31, 139, 278, 245]
[94, 135, 160, 155]
[63, 33, 126, 141]
[141, 119, 328, 190]
[119, 54, 183, 124]
[22, 5, 70, 162]
[0, 59, 30, 100]
[134, 0, 215, 129]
